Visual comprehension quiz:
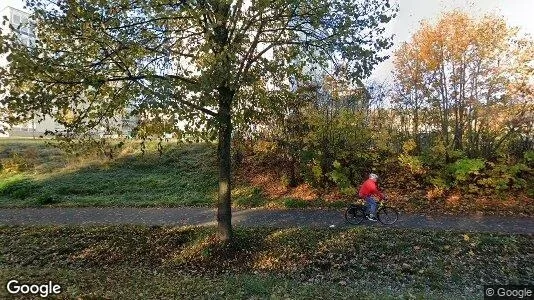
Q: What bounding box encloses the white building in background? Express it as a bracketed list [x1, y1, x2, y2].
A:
[1, 6, 62, 138]
[1, 6, 35, 47]
[1, 6, 139, 138]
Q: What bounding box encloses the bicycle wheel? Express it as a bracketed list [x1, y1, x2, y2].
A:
[377, 206, 399, 225]
[345, 205, 366, 225]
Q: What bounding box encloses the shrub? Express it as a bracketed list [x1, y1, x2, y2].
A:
[233, 187, 266, 208]
[398, 154, 426, 175]
[328, 160, 351, 189]
[252, 140, 277, 156]
[524, 150, 534, 166]
[340, 186, 357, 197]
[310, 164, 323, 184]
[0, 176, 37, 199]
[478, 161, 530, 191]
[428, 176, 449, 190]
[420, 140, 447, 168]
[36, 193, 60, 205]
[402, 139, 417, 154]
[447, 158, 485, 182]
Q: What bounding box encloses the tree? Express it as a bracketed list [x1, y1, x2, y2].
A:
[392, 10, 533, 159]
[392, 42, 425, 151]
[0, 0, 396, 241]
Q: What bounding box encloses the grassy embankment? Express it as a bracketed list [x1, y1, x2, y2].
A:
[0, 139, 216, 207]
[0, 138, 344, 208]
[1, 138, 533, 215]
[0, 225, 532, 299]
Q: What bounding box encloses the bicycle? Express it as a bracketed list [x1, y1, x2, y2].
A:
[345, 198, 399, 225]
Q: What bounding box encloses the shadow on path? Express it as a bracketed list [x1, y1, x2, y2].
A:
[1, 207, 533, 234]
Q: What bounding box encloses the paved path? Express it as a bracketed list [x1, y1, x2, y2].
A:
[0, 208, 533, 234]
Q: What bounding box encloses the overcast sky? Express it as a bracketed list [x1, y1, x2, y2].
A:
[3, 0, 533, 83]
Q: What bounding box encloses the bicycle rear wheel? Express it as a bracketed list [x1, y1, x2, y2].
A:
[345, 205, 366, 225]
[377, 206, 399, 225]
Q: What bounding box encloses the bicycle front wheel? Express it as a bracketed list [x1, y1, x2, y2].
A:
[345, 206, 366, 225]
[377, 206, 399, 225]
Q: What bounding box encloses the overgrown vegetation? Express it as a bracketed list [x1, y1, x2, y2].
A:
[1, 0, 531, 242]
[0, 138, 532, 215]
[1, 0, 398, 241]
[231, 12, 533, 214]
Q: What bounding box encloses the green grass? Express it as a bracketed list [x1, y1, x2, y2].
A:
[233, 186, 267, 208]
[0, 225, 532, 299]
[0, 139, 219, 207]
[0, 139, 348, 209]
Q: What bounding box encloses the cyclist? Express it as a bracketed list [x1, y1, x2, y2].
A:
[358, 173, 385, 221]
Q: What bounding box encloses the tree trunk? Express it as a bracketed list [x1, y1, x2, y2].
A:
[217, 86, 234, 242]
[412, 89, 421, 153]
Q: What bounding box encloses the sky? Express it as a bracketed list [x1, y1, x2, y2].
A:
[367, 0, 534, 83]
[3, 0, 534, 83]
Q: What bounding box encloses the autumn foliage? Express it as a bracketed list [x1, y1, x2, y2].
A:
[236, 11, 533, 215]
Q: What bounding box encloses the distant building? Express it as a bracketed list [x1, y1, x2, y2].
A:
[0, 6, 62, 137]
[1, 6, 35, 46]
[1, 6, 138, 138]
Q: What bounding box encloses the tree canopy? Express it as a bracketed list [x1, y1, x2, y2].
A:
[392, 11, 533, 158]
[0, 0, 397, 241]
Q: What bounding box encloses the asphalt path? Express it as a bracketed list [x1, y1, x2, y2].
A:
[0, 207, 533, 234]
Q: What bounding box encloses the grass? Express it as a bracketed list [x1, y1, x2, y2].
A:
[0, 138, 348, 209]
[0, 139, 220, 207]
[0, 225, 532, 299]
[0, 138, 532, 214]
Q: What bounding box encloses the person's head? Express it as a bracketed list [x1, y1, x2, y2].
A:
[369, 173, 378, 182]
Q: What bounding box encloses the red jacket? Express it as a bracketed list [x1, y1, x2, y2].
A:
[358, 179, 384, 199]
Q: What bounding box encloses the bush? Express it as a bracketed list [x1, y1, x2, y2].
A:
[428, 176, 449, 190]
[402, 139, 417, 154]
[0, 176, 37, 199]
[252, 140, 277, 157]
[36, 193, 60, 205]
[420, 140, 447, 168]
[340, 186, 357, 197]
[398, 154, 426, 175]
[327, 161, 351, 189]
[478, 161, 530, 191]
[447, 158, 485, 182]
[524, 150, 534, 167]
[310, 164, 323, 186]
